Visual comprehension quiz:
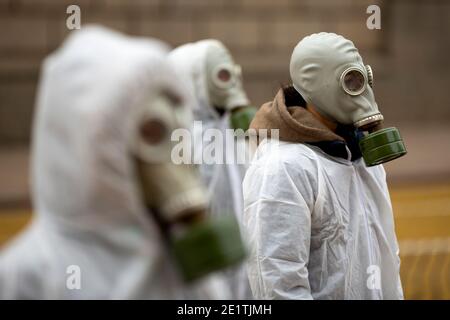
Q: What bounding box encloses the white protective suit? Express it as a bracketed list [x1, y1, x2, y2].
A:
[169, 41, 252, 299]
[0, 26, 227, 299]
[243, 138, 404, 299]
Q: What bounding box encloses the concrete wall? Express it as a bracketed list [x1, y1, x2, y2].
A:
[1, 0, 449, 144]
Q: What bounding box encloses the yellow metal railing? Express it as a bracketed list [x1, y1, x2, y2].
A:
[392, 183, 450, 300]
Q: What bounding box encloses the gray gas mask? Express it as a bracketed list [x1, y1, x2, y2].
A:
[130, 89, 245, 282]
[290, 32, 406, 166]
[205, 40, 256, 131]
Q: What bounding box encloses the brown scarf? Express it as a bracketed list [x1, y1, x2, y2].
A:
[250, 89, 343, 143]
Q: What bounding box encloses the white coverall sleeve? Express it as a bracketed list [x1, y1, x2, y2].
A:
[243, 148, 316, 299]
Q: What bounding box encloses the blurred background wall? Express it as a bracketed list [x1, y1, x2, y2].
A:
[0, 0, 449, 299]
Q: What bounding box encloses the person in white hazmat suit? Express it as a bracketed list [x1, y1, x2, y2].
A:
[243, 32, 406, 299]
[168, 40, 256, 299]
[0, 26, 246, 299]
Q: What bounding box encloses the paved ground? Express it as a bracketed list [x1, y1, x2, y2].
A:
[1, 183, 448, 299]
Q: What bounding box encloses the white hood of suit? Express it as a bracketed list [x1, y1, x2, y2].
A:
[0, 26, 226, 299]
[169, 40, 220, 122]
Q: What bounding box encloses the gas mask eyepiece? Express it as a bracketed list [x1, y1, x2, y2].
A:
[340, 65, 374, 96]
[211, 63, 240, 90]
[340, 67, 367, 96]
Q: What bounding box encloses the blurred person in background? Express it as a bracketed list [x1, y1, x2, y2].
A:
[0, 26, 245, 299]
[169, 40, 256, 299]
[243, 32, 406, 299]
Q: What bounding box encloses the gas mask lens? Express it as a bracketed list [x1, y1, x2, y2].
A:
[340, 67, 367, 96]
[212, 64, 236, 89]
[218, 68, 231, 82]
[140, 119, 168, 145]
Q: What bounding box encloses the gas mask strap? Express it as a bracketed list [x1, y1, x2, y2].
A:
[365, 65, 374, 88]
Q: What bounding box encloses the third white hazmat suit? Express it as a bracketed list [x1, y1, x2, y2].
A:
[169, 40, 253, 299]
[0, 26, 228, 299]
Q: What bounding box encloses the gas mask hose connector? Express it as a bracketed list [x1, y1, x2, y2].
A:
[354, 113, 384, 129]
